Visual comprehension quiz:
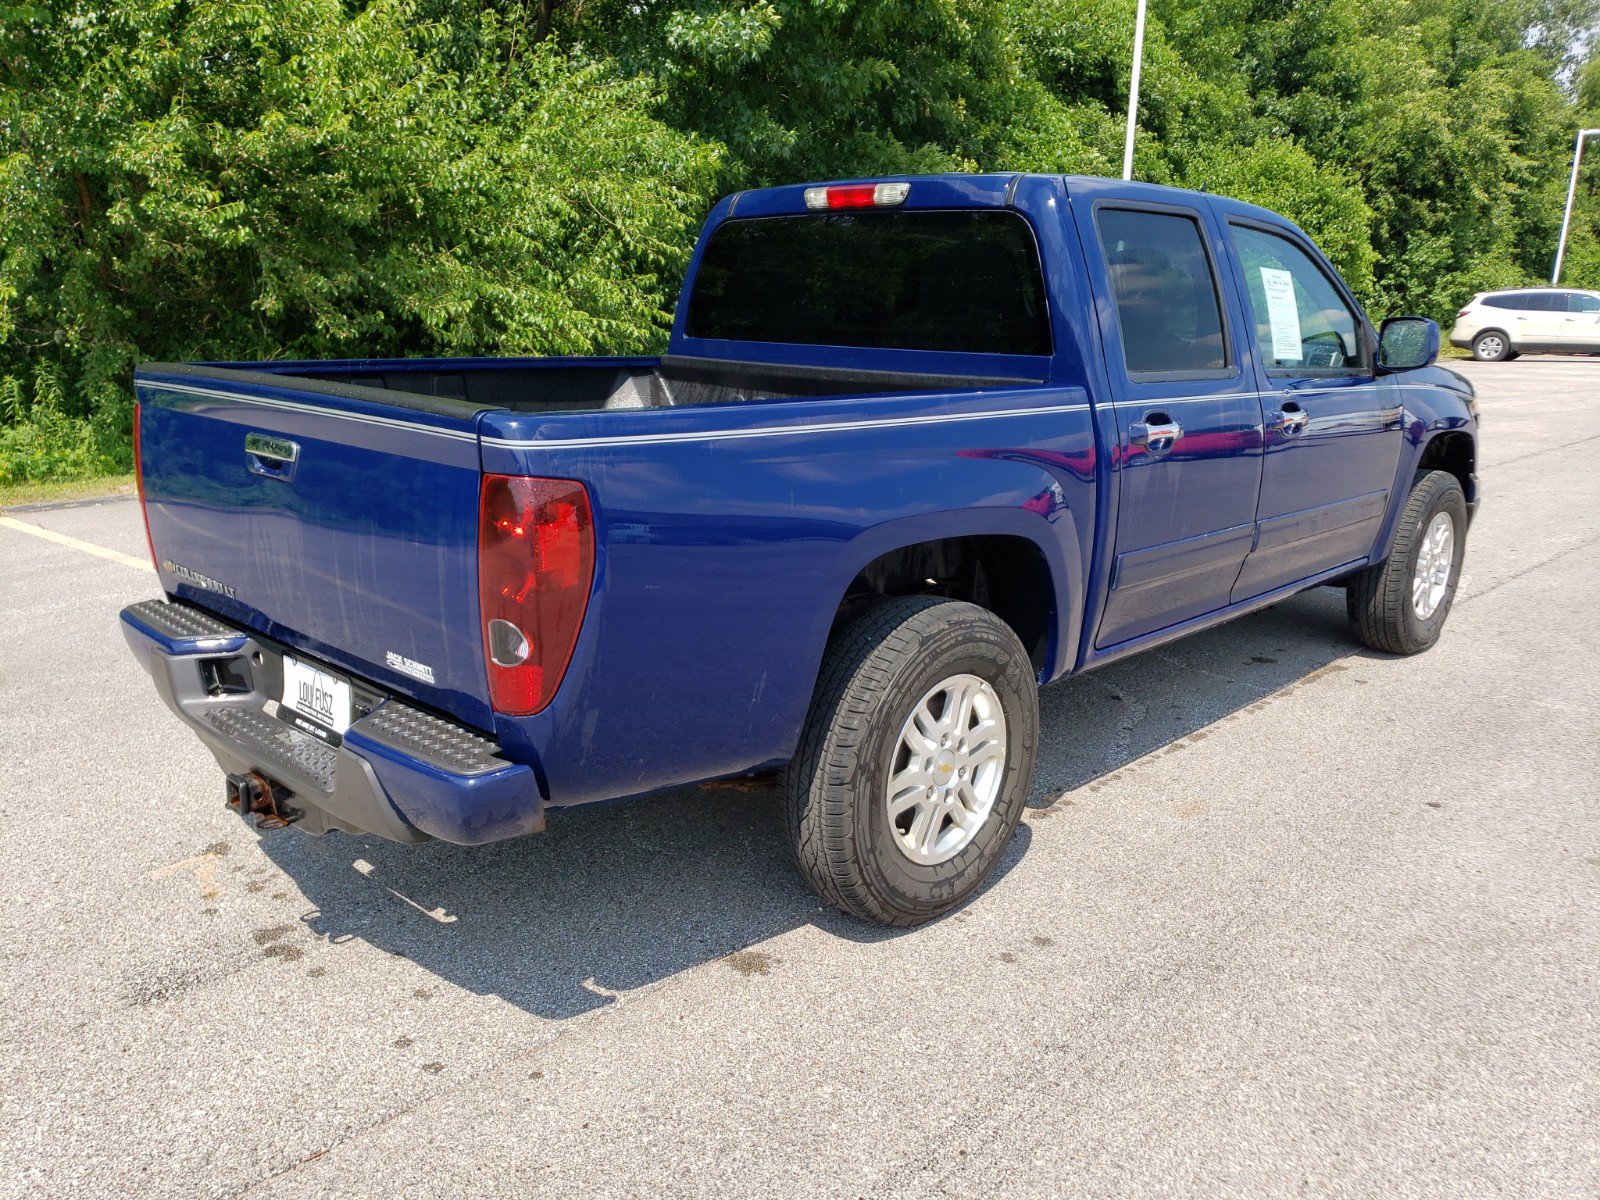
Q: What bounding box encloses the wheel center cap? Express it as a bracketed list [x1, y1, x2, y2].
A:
[934, 755, 958, 779]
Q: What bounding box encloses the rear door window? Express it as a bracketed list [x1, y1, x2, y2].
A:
[1513, 292, 1559, 311]
[1567, 292, 1600, 313]
[1483, 292, 1555, 311]
[1229, 224, 1364, 371]
[684, 210, 1052, 356]
[1094, 208, 1229, 376]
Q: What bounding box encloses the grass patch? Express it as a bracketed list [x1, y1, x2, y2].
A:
[0, 473, 137, 510]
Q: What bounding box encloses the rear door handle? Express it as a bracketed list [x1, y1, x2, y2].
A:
[1129, 413, 1183, 455]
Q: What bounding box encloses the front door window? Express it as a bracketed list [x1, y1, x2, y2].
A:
[1231, 226, 1364, 373]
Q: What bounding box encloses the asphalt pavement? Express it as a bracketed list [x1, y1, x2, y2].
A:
[2, 358, 1596, 1198]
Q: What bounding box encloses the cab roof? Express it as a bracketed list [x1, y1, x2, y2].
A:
[717, 171, 1294, 232]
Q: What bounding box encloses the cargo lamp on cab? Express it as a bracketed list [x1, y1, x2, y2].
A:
[803, 182, 911, 211]
[477, 474, 595, 716]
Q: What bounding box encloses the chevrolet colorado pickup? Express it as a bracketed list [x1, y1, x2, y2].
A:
[122, 173, 1478, 926]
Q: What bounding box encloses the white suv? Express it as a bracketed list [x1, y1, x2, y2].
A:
[1450, 287, 1600, 360]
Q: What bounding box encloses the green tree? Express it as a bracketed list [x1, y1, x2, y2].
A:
[0, 0, 717, 482]
[4, 0, 1600, 483]
[1223, 0, 1590, 316]
[549, 0, 1026, 186]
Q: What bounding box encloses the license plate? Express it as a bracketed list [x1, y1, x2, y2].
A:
[279, 655, 352, 736]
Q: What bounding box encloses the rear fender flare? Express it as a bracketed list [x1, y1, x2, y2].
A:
[820, 506, 1082, 685]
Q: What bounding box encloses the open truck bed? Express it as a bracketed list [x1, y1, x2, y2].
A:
[192, 353, 1019, 413]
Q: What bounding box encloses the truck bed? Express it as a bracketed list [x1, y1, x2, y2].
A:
[181, 353, 1031, 416]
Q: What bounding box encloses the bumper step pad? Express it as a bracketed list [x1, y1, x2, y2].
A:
[123, 599, 242, 645]
[205, 707, 338, 793]
[358, 703, 508, 777]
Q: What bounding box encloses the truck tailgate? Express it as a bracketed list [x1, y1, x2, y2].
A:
[136, 366, 495, 730]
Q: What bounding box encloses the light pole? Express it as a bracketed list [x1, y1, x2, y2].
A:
[1552, 127, 1600, 285]
[1121, 0, 1148, 181]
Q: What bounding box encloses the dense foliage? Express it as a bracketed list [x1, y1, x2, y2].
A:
[2, 0, 1596, 481]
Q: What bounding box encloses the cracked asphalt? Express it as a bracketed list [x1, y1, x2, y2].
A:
[2, 358, 1596, 1198]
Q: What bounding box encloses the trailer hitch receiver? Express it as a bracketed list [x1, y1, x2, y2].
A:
[225, 772, 302, 830]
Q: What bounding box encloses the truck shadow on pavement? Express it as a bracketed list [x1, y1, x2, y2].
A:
[257, 585, 1356, 1020]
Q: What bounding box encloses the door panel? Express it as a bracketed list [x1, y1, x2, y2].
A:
[1106, 518, 1256, 638]
[1223, 221, 1402, 601]
[1247, 487, 1388, 588]
[1558, 292, 1600, 347]
[1510, 293, 1566, 349]
[1100, 395, 1265, 645]
[1236, 377, 1403, 598]
[1081, 203, 1266, 648]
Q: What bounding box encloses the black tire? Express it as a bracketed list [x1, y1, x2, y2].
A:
[1471, 330, 1512, 361]
[1346, 470, 1468, 655]
[1505, 351, 1521, 360]
[781, 597, 1039, 927]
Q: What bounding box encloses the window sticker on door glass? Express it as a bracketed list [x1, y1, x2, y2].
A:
[1259, 268, 1303, 362]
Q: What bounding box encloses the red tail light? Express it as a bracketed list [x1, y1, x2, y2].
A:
[132, 400, 157, 570]
[477, 474, 595, 715]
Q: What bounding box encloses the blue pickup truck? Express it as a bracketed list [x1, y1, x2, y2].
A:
[122, 173, 1477, 926]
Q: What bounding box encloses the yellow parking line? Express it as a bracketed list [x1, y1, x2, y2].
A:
[0, 514, 154, 572]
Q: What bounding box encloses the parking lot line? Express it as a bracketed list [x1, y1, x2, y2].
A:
[0, 513, 154, 572]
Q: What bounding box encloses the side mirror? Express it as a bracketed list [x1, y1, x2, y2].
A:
[1377, 316, 1439, 372]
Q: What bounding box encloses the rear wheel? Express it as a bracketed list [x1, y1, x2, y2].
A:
[782, 597, 1039, 927]
[1471, 331, 1511, 361]
[1346, 470, 1467, 654]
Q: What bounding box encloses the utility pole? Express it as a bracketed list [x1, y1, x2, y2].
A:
[1121, 0, 1148, 182]
[1553, 128, 1600, 285]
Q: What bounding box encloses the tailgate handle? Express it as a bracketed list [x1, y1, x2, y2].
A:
[244, 433, 299, 481]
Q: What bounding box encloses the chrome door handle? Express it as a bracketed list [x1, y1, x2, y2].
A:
[244, 432, 299, 480]
[1129, 416, 1183, 455]
[1277, 404, 1310, 438]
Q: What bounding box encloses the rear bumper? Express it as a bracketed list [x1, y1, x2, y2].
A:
[120, 600, 544, 845]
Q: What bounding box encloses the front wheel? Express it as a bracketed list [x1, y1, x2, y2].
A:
[782, 597, 1039, 927]
[1346, 470, 1468, 654]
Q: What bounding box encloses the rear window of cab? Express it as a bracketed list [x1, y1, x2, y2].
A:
[685, 209, 1053, 357]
